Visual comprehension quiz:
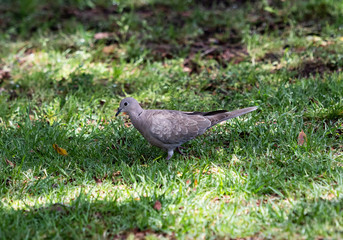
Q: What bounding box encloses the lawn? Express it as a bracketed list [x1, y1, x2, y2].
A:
[0, 0, 343, 239]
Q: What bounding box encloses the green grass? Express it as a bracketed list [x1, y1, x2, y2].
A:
[1, 0, 343, 239]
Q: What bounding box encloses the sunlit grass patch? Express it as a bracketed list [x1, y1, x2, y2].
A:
[1, 0, 343, 239]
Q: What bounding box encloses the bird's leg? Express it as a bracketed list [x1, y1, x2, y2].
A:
[176, 146, 185, 155]
[166, 149, 174, 160]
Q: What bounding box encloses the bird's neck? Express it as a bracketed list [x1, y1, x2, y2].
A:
[129, 109, 144, 121]
[129, 109, 145, 132]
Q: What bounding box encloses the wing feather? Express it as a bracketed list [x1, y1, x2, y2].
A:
[149, 111, 211, 145]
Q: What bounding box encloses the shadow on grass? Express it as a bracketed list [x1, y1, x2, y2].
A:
[1, 187, 342, 238]
[0, 194, 177, 239]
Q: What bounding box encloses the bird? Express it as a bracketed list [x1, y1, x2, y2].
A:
[116, 97, 257, 160]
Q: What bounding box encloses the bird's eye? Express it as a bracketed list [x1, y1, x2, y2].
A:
[124, 102, 128, 106]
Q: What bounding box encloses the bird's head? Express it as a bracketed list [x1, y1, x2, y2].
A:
[116, 97, 141, 117]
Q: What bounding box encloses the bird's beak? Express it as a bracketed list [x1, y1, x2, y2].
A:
[115, 108, 122, 117]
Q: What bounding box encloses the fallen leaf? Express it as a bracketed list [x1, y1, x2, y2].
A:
[183, 66, 192, 73]
[194, 179, 198, 187]
[306, 35, 323, 44]
[5, 159, 15, 167]
[94, 32, 113, 40]
[298, 130, 307, 146]
[0, 69, 11, 81]
[153, 200, 162, 211]
[231, 154, 241, 165]
[112, 171, 121, 177]
[124, 122, 131, 127]
[43, 203, 69, 214]
[52, 144, 68, 156]
[93, 176, 103, 184]
[113, 228, 174, 240]
[102, 44, 116, 54]
[324, 193, 336, 200]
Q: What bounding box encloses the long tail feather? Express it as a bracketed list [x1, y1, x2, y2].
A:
[209, 106, 258, 126]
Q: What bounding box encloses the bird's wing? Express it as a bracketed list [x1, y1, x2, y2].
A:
[148, 110, 211, 145]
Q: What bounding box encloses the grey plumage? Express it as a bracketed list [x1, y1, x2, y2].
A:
[116, 97, 257, 160]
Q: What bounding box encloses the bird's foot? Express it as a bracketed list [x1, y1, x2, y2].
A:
[176, 146, 185, 155]
[166, 150, 174, 160]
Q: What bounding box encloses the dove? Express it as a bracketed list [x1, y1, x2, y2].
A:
[116, 97, 257, 160]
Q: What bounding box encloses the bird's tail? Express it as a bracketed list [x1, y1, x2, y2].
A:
[209, 106, 258, 126]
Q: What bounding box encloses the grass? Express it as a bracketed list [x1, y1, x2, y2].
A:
[0, 0, 343, 239]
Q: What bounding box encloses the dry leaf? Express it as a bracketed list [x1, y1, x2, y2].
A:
[42, 203, 69, 214]
[112, 171, 121, 177]
[325, 193, 336, 200]
[194, 179, 198, 187]
[5, 159, 15, 167]
[297, 130, 307, 146]
[52, 144, 68, 156]
[102, 45, 116, 54]
[113, 227, 173, 240]
[0, 69, 11, 80]
[306, 35, 323, 44]
[183, 66, 192, 73]
[94, 32, 113, 40]
[231, 154, 241, 165]
[93, 176, 102, 184]
[153, 200, 162, 211]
